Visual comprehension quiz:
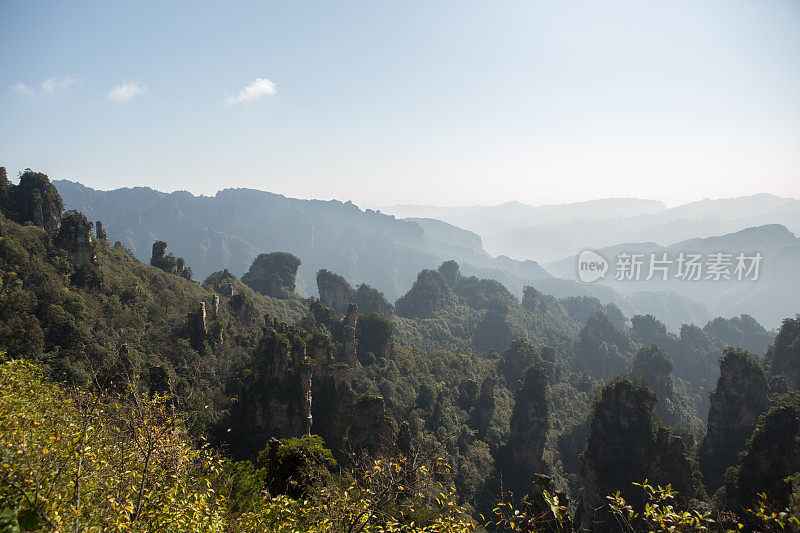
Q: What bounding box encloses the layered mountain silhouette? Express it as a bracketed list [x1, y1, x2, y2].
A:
[54, 181, 551, 301]
[57, 180, 790, 331]
[547, 224, 800, 328]
[380, 194, 800, 264]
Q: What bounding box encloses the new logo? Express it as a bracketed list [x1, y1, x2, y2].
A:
[577, 250, 608, 283]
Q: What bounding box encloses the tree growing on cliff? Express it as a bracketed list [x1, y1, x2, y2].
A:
[502, 363, 550, 498]
[726, 404, 800, 513]
[150, 240, 193, 279]
[242, 251, 301, 298]
[578, 378, 694, 530]
[765, 317, 800, 389]
[395, 268, 456, 318]
[572, 311, 635, 379]
[0, 168, 63, 234]
[697, 348, 768, 494]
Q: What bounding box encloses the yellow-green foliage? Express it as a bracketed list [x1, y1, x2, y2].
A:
[607, 481, 715, 532]
[232, 458, 476, 533]
[0, 358, 226, 532]
[0, 358, 476, 532]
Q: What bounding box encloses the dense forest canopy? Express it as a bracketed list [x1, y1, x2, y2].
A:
[1, 168, 799, 532]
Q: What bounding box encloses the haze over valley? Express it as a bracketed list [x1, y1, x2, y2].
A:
[2, 1, 800, 530]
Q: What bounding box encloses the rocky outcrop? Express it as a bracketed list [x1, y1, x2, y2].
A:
[500, 338, 539, 385]
[578, 378, 694, 531]
[316, 269, 395, 318]
[301, 364, 313, 436]
[631, 344, 673, 399]
[631, 344, 703, 436]
[151, 241, 169, 268]
[765, 317, 800, 389]
[438, 260, 461, 287]
[317, 269, 352, 313]
[227, 316, 312, 459]
[630, 344, 675, 421]
[469, 377, 495, 438]
[188, 302, 207, 345]
[311, 364, 357, 455]
[242, 251, 301, 298]
[355, 311, 394, 361]
[697, 348, 768, 494]
[54, 210, 96, 265]
[396, 421, 412, 456]
[630, 314, 669, 346]
[457, 379, 479, 410]
[345, 395, 395, 454]
[573, 311, 635, 380]
[503, 364, 549, 497]
[0, 168, 63, 234]
[520, 474, 571, 532]
[150, 241, 192, 279]
[353, 284, 394, 318]
[395, 268, 456, 318]
[343, 303, 359, 367]
[95, 220, 107, 241]
[225, 309, 396, 459]
[228, 293, 256, 322]
[726, 405, 799, 511]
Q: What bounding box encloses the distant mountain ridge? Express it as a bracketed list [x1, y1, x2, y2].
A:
[546, 224, 800, 328]
[379, 194, 800, 264]
[54, 180, 552, 302]
[380, 197, 667, 235]
[57, 180, 728, 332]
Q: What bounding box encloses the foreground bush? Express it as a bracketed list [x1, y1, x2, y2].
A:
[0, 358, 475, 532]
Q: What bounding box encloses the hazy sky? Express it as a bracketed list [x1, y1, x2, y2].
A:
[2, 0, 799, 207]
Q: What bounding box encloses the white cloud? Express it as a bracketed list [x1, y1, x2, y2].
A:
[41, 75, 80, 93]
[107, 82, 147, 102]
[10, 82, 35, 96]
[226, 77, 277, 105]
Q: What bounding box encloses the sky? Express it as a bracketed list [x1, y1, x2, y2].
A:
[1, 0, 799, 207]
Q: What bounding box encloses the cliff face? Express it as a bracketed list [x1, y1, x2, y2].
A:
[578, 378, 693, 531]
[630, 344, 677, 422]
[343, 303, 359, 367]
[355, 311, 394, 361]
[316, 269, 352, 313]
[468, 377, 495, 439]
[573, 311, 635, 380]
[353, 284, 394, 318]
[697, 348, 768, 494]
[150, 240, 193, 279]
[316, 269, 395, 318]
[225, 305, 395, 460]
[395, 268, 456, 318]
[54, 210, 96, 265]
[504, 364, 549, 496]
[631, 344, 673, 401]
[227, 316, 312, 458]
[345, 396, 395, 454]
[0, 168, 63, 234]
[726, 405, 799, 511]
[765, 318, 800, 389]
[500, 339, 538, 385]
[242, 252, 301, 298]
